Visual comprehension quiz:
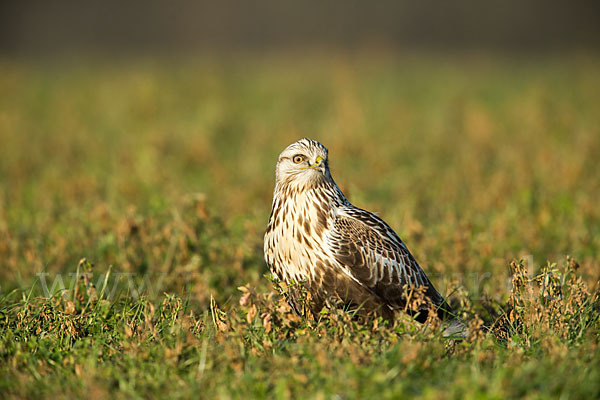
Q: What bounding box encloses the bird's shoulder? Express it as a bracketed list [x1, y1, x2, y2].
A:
[332, 205, 407, 251]
[329, 204, 438, 296]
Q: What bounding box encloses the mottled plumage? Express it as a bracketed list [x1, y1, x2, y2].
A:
[264, 138, 458, 328]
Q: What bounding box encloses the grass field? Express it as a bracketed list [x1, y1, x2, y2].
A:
[0, 54, 599, 399]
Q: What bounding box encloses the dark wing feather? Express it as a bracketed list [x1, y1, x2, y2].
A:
[330, 208, 445, 314]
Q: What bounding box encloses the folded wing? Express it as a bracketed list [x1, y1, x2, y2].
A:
[329, 208, 446, 317]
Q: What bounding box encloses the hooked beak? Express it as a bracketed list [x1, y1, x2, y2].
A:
[302, 155, 325, 172]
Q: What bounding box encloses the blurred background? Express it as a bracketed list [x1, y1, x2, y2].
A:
[2, 0, 600, 56]
[0, 1, 599, 302]
[1, 0, 600, 56]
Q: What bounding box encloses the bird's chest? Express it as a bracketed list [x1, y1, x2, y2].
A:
[264, 192, 333, 283]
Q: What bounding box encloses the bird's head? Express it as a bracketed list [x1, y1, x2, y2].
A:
[275, 138, 331, 188]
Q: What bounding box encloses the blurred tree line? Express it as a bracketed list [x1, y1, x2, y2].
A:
[1, 0, 599, 56]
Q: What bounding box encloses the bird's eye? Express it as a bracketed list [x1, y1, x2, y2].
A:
[292, 155, 304, 164]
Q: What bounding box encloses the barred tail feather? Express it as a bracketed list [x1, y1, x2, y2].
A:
[442, 318, 467, 338]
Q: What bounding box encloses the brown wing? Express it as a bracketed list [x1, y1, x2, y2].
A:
[329, 208, 445, 313]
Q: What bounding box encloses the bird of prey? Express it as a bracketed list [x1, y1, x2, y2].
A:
[264, 138, 462, 333]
